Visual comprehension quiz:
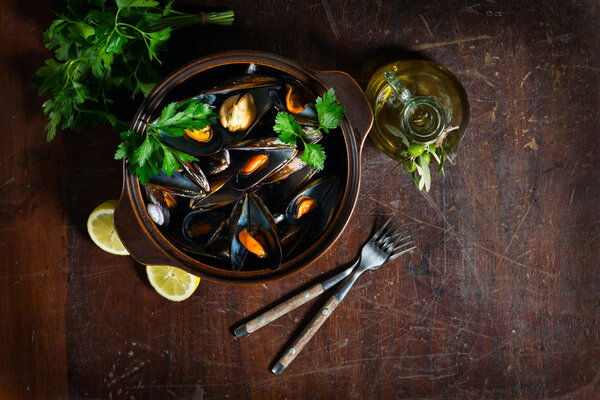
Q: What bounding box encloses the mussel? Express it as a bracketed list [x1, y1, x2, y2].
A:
[229, 139, 297, 192]
[145, 184, 182, 227]
[157, 120, 227, 158]
[197, 148, 231, 175]
[189, 180, 244, 211]
[219, 93, 256, 132]
[284, 175, 341, 240]
[270, 81, 318, 122]
[182, 210, 228, 249]
[229, 193, 282, 271]
[149, 170, 207, 198]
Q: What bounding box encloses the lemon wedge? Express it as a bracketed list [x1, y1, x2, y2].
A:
[87, 200, 129, 255]
[146, 265, 200, 302]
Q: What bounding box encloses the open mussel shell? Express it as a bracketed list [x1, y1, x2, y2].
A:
[144, 184, 185, 227]
[261, 155, 307, 184]
[179, 160, 210, 192]
[221, 87, 278, 146]
[182, 210, 228, 249]
[228, 137, 290, 151]
[162, 224, 230, 262]
[149, 170, 207, 198]
[285, 175, 341, 233]
[197, 148, 230, 175]
[189, 180, 244, 211]
[230, 145, 297, 192]
[229, 193, 282, 271]
[157, 121, 227, 157]
[269, 81, 318, 122]
[256, 165, 318, 213]
[207, 74, 281, 94]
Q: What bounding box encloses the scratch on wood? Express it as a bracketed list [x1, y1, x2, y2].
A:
[570, 65, 600, 73]
[502, 202, 531, 256]
[520, 67, 538, 88]
[419, 14, 434, 37]
[364, 194, 556, 278]
[412, 35, 493, 50]
[321, 0, 341, 40]
[465, 69, 495, 87]
[1, 177, 14, 188]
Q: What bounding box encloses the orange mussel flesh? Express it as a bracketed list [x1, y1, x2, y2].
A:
[293, 196, 318, 219]
[240, 154, 269, 175]
[184, 126, 213, 143]
[238, 227, 268, 258]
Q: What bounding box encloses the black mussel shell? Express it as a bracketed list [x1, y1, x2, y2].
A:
[189, 180, 243, 211]
[159, 121, 227, 157]
[230, 146, 297, 192]
[149, 170, 207, 198]
[182, 210, 228, 249]
[285, 175, 341, 233]
[262, 155, 307, 185]
[198, 148, 230, 175]
[208, 74, 281, 94]
[229, 194, 282, 271]
[256, 165, 318, 213]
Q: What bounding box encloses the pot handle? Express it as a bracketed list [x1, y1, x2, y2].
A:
[312, 70, 374, 149]
[114, 172, 176, 268]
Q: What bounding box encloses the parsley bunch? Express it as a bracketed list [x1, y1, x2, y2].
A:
[274, 88, 345, 170]
[36, 0, 233, 141]
[115, 98, 217, 185]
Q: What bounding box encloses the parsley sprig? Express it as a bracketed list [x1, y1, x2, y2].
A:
[36, 0, 234, 141]
[115, 98, 217, 185]
[273, 88, 345, 170]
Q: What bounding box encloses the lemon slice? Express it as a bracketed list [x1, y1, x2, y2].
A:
[87, 200, 129, 255]
[146, 265, 200, 302]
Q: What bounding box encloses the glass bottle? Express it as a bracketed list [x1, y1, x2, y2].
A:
[365, 60, 469, 163]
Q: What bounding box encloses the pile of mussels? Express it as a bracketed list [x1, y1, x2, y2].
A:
[143, 66, 343, 272]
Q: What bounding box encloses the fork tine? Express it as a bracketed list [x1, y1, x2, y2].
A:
[387, 226, 407, 243]
[377, 223, 404, 247]
[392, 239, 414, 252]
[384, 228, 408, 253]
[389, 245, 417, 260]
[376, 220, 398, 245]
[371, 217, 393, 242]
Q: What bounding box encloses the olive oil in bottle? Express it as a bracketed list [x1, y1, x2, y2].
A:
[365, 60, 469, 162]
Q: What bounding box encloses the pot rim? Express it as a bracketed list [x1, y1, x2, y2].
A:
[118, 50, 371, 285]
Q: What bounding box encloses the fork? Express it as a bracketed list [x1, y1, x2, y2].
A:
[265, 218, 415, 375]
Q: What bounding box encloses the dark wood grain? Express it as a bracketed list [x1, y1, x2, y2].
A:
[1, 0, 599, 399]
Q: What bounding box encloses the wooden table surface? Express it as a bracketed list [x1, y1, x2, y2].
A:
[1, 1, 599, 399]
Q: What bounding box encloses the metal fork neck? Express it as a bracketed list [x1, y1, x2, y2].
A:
[334, 266, 366, 302]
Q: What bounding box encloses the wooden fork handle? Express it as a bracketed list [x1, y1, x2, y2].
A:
[234, 283, 325, 338]
[271, 295, 341, 375]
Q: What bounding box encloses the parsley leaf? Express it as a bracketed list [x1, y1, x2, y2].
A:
[302, 143, 326, 170]
[36, 1, 234, 141]
[115, 98, 213, 185]
[274, 88, 344, 170]
[273, 113, 302, 146]
[315, 88, 345, 133]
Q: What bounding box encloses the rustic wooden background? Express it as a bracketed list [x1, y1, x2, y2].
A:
[1, 0, 599, 399]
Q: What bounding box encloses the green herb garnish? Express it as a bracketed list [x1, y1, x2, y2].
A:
[274, 88, 344, 170]
[393, 141, 449, 192]
[115, 98, 217, 185]
[36, 0, 234, 141]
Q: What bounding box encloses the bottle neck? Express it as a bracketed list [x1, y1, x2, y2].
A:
[384, 69, 447, 143]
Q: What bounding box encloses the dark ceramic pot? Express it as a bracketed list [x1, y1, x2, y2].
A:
[114, 51, 373, 285]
